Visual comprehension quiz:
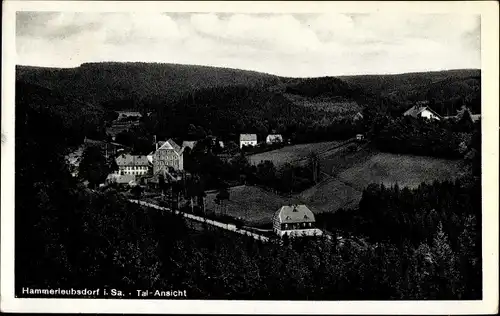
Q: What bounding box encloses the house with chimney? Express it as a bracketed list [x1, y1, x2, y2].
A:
[240, 134, 258, 148]
[272, 204, 323, 237]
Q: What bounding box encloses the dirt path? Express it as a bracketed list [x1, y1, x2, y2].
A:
[129, 199, 270, 242]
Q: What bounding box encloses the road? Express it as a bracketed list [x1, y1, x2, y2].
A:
[128, 199, 270, 242]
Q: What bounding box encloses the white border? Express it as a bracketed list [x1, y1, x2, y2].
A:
[2, 1, 498, 314]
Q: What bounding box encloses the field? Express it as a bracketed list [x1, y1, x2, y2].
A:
[205, 185, 302, 226]
[297, 149, 468, 213]
[248, 141, 344, 166]
[337, 152, 468, 190]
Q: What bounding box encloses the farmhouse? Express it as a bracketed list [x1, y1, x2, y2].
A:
[153, 139, 184, 174]
[403, 104, 442, 121]
[240, 134, 258, 148]
[115, 154, 150, 176]
[272, 204, 323, 237]
[266, 134, 283, 145]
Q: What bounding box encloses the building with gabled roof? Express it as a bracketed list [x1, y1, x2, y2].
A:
[115, 153, 150, 176]
[240, 134, 258, 148]
[272, 204, 323, 237]
[153, 138, 184, 174]
[403, 104, 442, 121]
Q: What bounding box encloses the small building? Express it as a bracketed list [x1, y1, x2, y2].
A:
[272, 205, 323, 237]
[356, 134, 364, 141]
[115, 153, 150, 176]
[266, 134, 283, 145]
[403, 104, 442, 121]
[240, 134, 258, 149]
[153, 139, 184, 174]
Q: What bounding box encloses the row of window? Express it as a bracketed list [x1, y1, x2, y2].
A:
[280, 222, 314, 230]
[121, 166, 149, 170]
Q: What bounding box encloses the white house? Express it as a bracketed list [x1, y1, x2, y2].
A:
[239, 134, 258, 148]
[403, 104, 442, 121]
[266, 134, 283, 145]
[272, 205, 323, 237]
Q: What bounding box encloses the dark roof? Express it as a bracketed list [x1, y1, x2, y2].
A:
[240, 134, 257, 142]
[115, 154, 150, 166]
[273, 205, 316, 224]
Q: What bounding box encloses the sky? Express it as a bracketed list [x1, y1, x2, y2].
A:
[16, 12, 481, 77]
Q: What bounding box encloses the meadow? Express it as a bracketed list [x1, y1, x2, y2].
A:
[205, 185, 302, 226]
[248, 141, 344, 166]
[297, 150, 467, 213]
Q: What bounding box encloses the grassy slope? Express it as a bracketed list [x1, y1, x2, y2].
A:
[205, 185, 302, 226]
[248, 141, 344, 166]
[297, 145, 468, 214]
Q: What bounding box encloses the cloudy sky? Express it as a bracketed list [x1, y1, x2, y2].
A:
[16, 12, 481, 77]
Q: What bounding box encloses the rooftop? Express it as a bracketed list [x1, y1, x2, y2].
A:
[116, 154, 150, 166]
[157, 139, 183, 154]
[403, 105, 442, 119]
[273, 205, 316, 224]
[240, 134, 257, 142]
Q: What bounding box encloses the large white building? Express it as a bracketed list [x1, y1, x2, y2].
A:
[239, 134, 258, 148]
[272, 205, 323, 237]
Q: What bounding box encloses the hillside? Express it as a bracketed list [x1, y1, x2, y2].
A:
[16, 62, 282, 109]
[15, 80, 106, 146]
[340, 69, 481, 114]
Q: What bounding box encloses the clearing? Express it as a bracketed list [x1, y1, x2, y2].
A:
[297, 146, 468, 213]
[248, 140, 346, 167]
[205, 185, 302, 226]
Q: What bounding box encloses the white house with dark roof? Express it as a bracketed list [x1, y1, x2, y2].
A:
[403, 104, 442, 121]
[240, 134, 258, 148]
[272, 205, 323, 237]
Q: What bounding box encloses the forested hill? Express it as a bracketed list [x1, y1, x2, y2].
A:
[16, 63, 481, 120]
[16, 62, 282, 109]
[340, 69, 481, 114]
[16, 80, 108, 146]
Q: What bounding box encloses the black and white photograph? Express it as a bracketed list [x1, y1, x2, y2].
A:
[1, 1, 498, 314]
